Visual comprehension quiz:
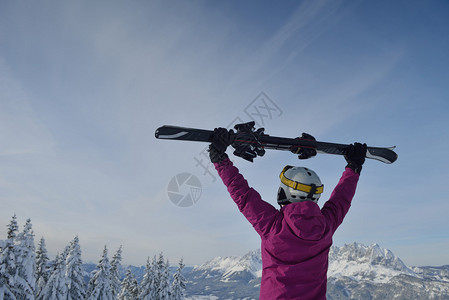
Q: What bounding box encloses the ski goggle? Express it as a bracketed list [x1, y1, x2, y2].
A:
[279, 165, 324, 195]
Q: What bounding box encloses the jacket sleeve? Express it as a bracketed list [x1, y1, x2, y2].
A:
[214, 158, 279, 238]
[321, 167, 360, 233]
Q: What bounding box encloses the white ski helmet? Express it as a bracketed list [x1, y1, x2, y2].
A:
[277, 165, 324, 205]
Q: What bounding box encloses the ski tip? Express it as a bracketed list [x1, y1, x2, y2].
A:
[366, 146, 398, 164]
[155, 128, 161, 138]
[155, 125, 173, 138]
[389, 146, 398, 164]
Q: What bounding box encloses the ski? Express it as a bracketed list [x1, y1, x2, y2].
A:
[155, 123, 398, 164]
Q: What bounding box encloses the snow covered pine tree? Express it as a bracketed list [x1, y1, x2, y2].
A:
[1, 216, 187, 300]
[171, 259, 187, 300]
[86, 246, 114, 300]
[110, 246, 123, 298]
[35, 237, 50, 298]
[0, 215, 20, 299]
[118, 269, 139, 300]
[38, 252, 67, 300]
[65, 236, 86, 299]
[15, 218, 36, 300]
[158, 256, 171, 300]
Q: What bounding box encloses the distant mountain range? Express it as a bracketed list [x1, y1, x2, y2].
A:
[182, 243, 449, 300]
[81, 243, 449, 299]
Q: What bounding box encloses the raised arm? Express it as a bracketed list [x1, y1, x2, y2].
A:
[214, 158, 279, 237]
[209, 128, 279, 237]
[321, 143, 366, 232]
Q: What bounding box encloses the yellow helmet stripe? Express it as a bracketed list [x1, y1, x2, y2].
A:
[279, 166, 324, 194]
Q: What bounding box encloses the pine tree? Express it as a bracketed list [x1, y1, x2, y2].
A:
[14, 218, 36, 300]
[65, 236, 85, 300]
[139, 256, 157, 300]
[1, 216, 188, 300]
[110, 245, 123, 298]
[86, 246, 114, 300]
[129, 273, 139, 299]
[158, 256, 171, 300]
[38, 252, 68, 300]
[35, 237, 50, 299]
[171, 258, 186, 300]
[0, 215, 20, 299]
[117, 269, 139, 300]
[7, 215, 19, 240]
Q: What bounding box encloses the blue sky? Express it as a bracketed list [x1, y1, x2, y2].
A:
[1, 0, 448, 267]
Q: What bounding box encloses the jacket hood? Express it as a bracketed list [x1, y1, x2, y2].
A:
[281, 201, 326, 241]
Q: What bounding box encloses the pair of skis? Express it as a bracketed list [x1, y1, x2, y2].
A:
[155, 122, 398, 164]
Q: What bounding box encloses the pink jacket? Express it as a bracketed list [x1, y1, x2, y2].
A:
[214, 158, 360, 300]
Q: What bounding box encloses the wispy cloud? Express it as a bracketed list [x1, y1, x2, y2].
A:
[0, 60, 55, 156]
[1, 0, 448, 267]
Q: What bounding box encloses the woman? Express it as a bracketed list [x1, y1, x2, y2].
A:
[209, 127, 367, 299]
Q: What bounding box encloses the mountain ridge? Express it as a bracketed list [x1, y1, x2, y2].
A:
[184, 242, 449, 299]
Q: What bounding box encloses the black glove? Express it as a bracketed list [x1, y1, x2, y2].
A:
[345, 143, 367, 174]
[231, 121, 265, 162]
[290, 133, 317, 159]
[208, 128, 234, 163]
